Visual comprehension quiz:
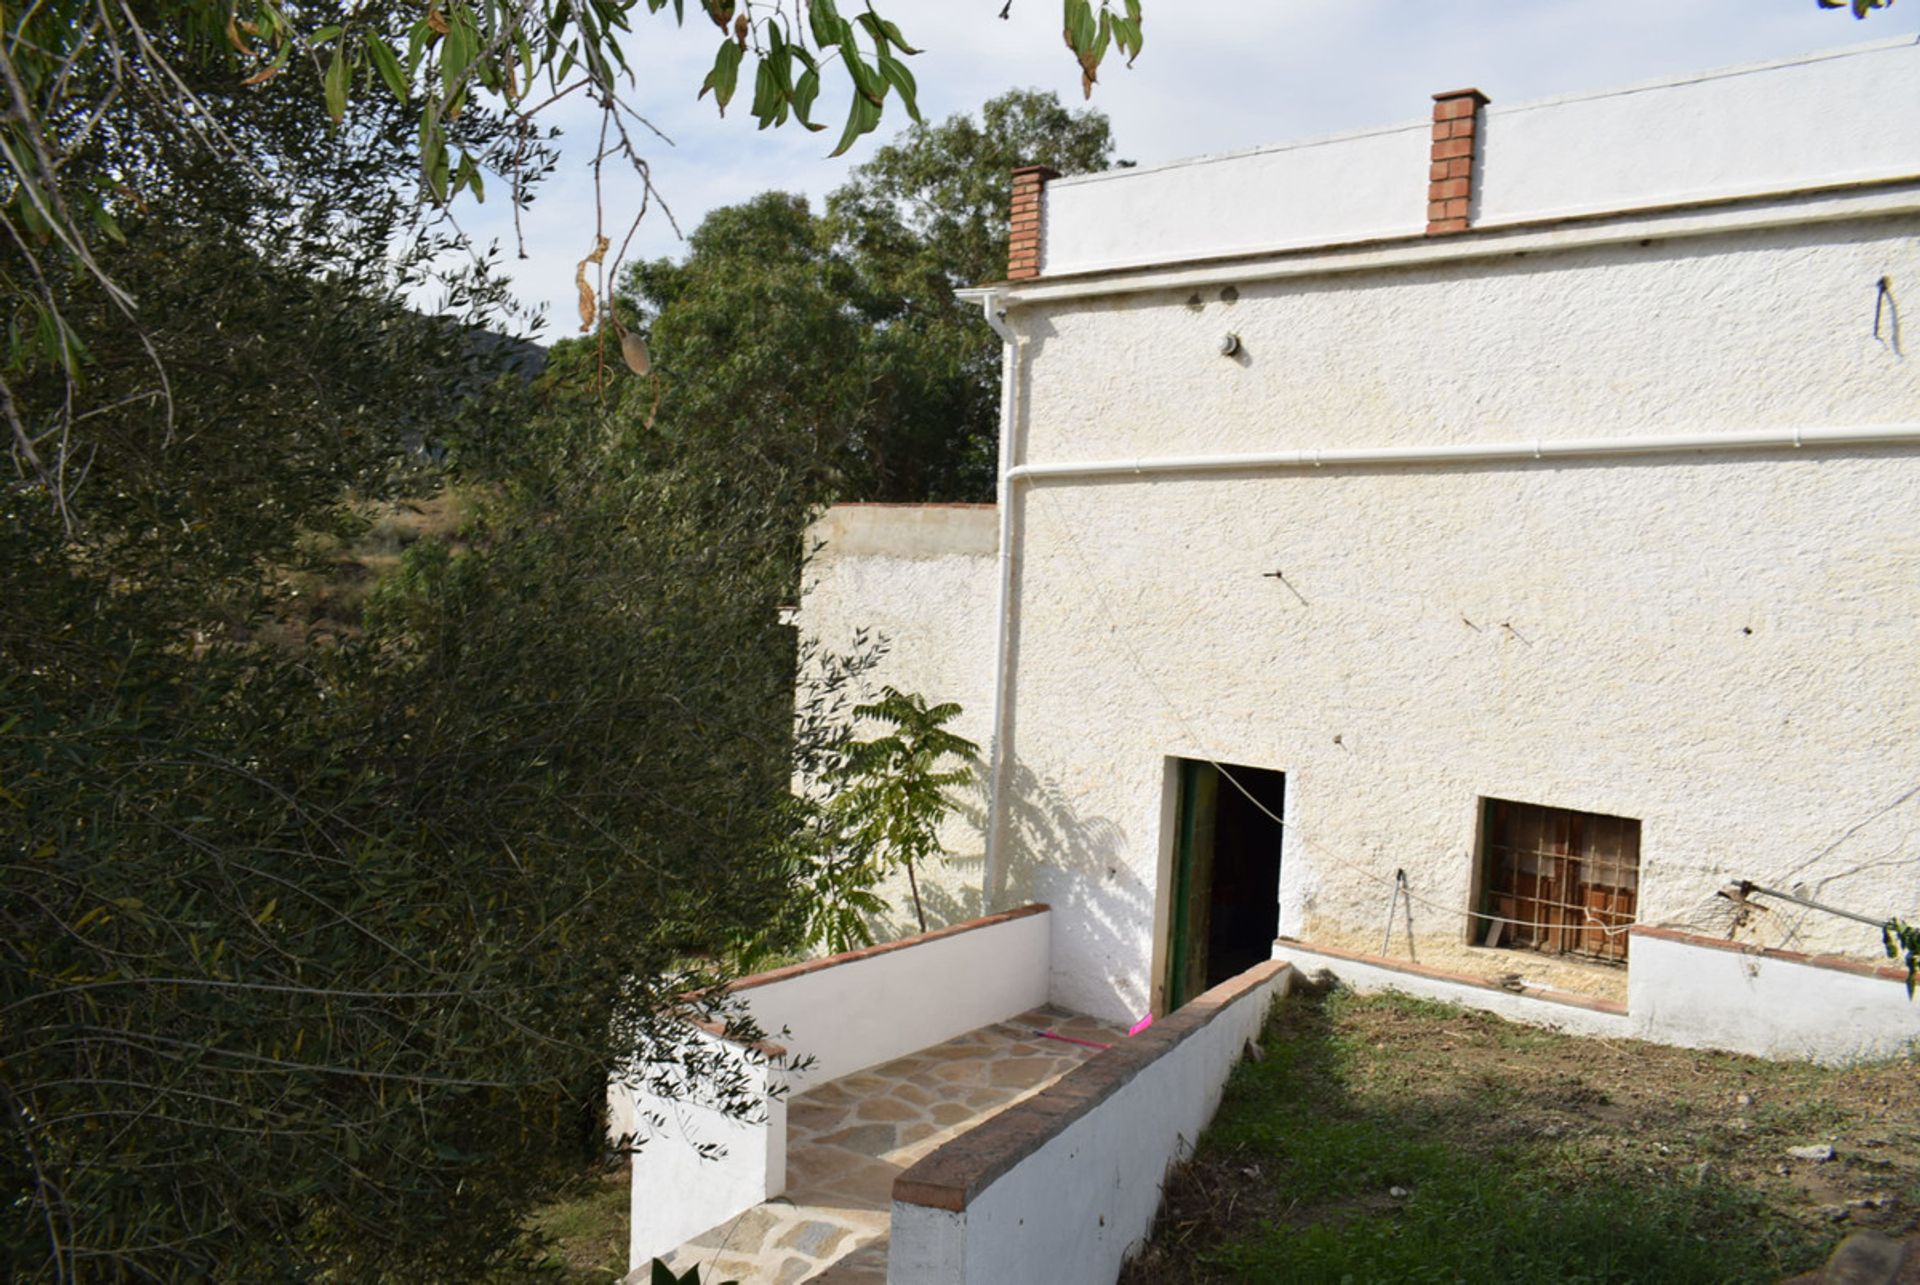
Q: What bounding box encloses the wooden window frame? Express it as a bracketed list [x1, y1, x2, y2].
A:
[1473, 797, 1640, 965]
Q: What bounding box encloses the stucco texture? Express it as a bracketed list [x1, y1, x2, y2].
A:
[999, 217, 1920, 1020]
[795, 506, 998, 940]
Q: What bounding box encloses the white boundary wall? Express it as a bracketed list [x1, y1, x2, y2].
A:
[1630, 928, 1920, 1064]
[1274, 941, 1633, 1042]
[1277, 929, 1920, 1065]
[621, 1030, 787, 1267]
[890, 960, 1292, 1285]
[620, 908, 1052, 1270]
[1477, 39, 1920, 225]
[731, 905, 1051, 1091]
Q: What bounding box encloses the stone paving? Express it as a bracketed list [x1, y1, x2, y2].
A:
[648, 1005, 1125, 1284]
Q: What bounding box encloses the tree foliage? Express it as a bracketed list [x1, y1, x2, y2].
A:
[0, 2, 857, 1276]
[0, 31, 978, 1266]
[0, 282, 885, 1276]
[1887, 919, 1920, 998]
[621, 192, 876, 499]
[0, 0, 535, 520]
[0, 0, 1147, 516]
[622, 89, 1116, 503]
[827, 688, 980, 942]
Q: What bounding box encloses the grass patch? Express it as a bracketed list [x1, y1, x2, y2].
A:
[526, 1167, 628, 1283]
[1126, 988, 1920, 1284]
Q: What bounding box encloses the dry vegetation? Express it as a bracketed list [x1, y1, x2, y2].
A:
[251, 490, 468, 650]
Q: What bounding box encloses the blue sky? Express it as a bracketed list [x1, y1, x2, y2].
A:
[437, 2, 1918, 334]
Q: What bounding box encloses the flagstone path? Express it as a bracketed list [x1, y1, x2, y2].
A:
[644, 1005, 1125, 1284]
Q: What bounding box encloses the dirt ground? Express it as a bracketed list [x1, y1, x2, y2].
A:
[1126, 987, 1920, 1283]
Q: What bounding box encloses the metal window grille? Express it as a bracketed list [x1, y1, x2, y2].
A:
[1478, 798, 1640, 964]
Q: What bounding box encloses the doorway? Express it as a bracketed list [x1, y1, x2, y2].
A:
[1165, 758, 1286, 1010]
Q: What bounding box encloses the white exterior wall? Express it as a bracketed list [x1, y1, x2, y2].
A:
[1001, 215, 1920, 1022]
[797, 504, 998, 937]
[799, 45, 1920, 1052]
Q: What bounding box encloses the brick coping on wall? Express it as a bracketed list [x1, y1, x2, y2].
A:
[1280, 928, 1909, 1014]
[1275, 937, 1630, 1017]
[824, 501, 997, 510]
[679, 1014, 789, 1061]
[1631, 924, 1911, 984]
[892, 959, 1290, 1213]
[725, 904, 1049, 993]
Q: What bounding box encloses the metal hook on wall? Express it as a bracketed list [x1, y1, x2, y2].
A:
[1874, 275, 1900, 353]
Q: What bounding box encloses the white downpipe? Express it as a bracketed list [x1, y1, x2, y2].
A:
[960, 286, 1021, 913]
[1007, 423, 1920, 483]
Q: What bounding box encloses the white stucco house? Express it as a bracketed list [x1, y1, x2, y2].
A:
[800, 36, 1920, 1055]
[624, 40, 1920, 1284]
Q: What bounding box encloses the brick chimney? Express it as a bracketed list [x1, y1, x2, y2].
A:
[1008, 166, 1057, 281]
[1428, 88, 1489, 235]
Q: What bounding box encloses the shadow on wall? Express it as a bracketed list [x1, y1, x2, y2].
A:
[1652, 779, 1920, 958]
[862, 770, 989, 942]
[992, 760, 1154, 1021]
[842, 737, 1154, 1018]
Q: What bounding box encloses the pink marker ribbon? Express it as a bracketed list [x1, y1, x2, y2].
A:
[1033, 1012, 1153, 1053]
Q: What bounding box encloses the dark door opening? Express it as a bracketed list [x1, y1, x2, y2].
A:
[1167, 759, 1286, 1010]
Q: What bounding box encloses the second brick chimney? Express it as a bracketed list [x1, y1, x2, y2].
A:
[1008, 166, 1057, 281]
[1428, 88, 1489, 235]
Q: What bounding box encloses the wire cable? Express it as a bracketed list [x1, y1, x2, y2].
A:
[1027, 486, 1906, 950]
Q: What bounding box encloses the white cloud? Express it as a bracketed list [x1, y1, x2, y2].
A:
[442, 1, 1916, 331]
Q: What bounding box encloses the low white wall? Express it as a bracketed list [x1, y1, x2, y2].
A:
[1273, 940, 1634, 1041]
[1630, 927, 1920, 1065]
[1478, 39, 1920, 226]
[1033, 38, 1920, 279]
[890, 960, 1291, 1285]
[622, 1031, 786, 1267]
[1042, 122, 1428, 277]
[1275, 931, 1920, 1066]
[621, 908, 1052, 1272]
[734, 905, 1051, 1090]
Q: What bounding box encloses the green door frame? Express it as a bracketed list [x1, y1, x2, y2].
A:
[1166, 758, 1218, 1011]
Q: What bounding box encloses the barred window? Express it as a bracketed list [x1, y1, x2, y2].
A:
[1476, 798, 1639, 964]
